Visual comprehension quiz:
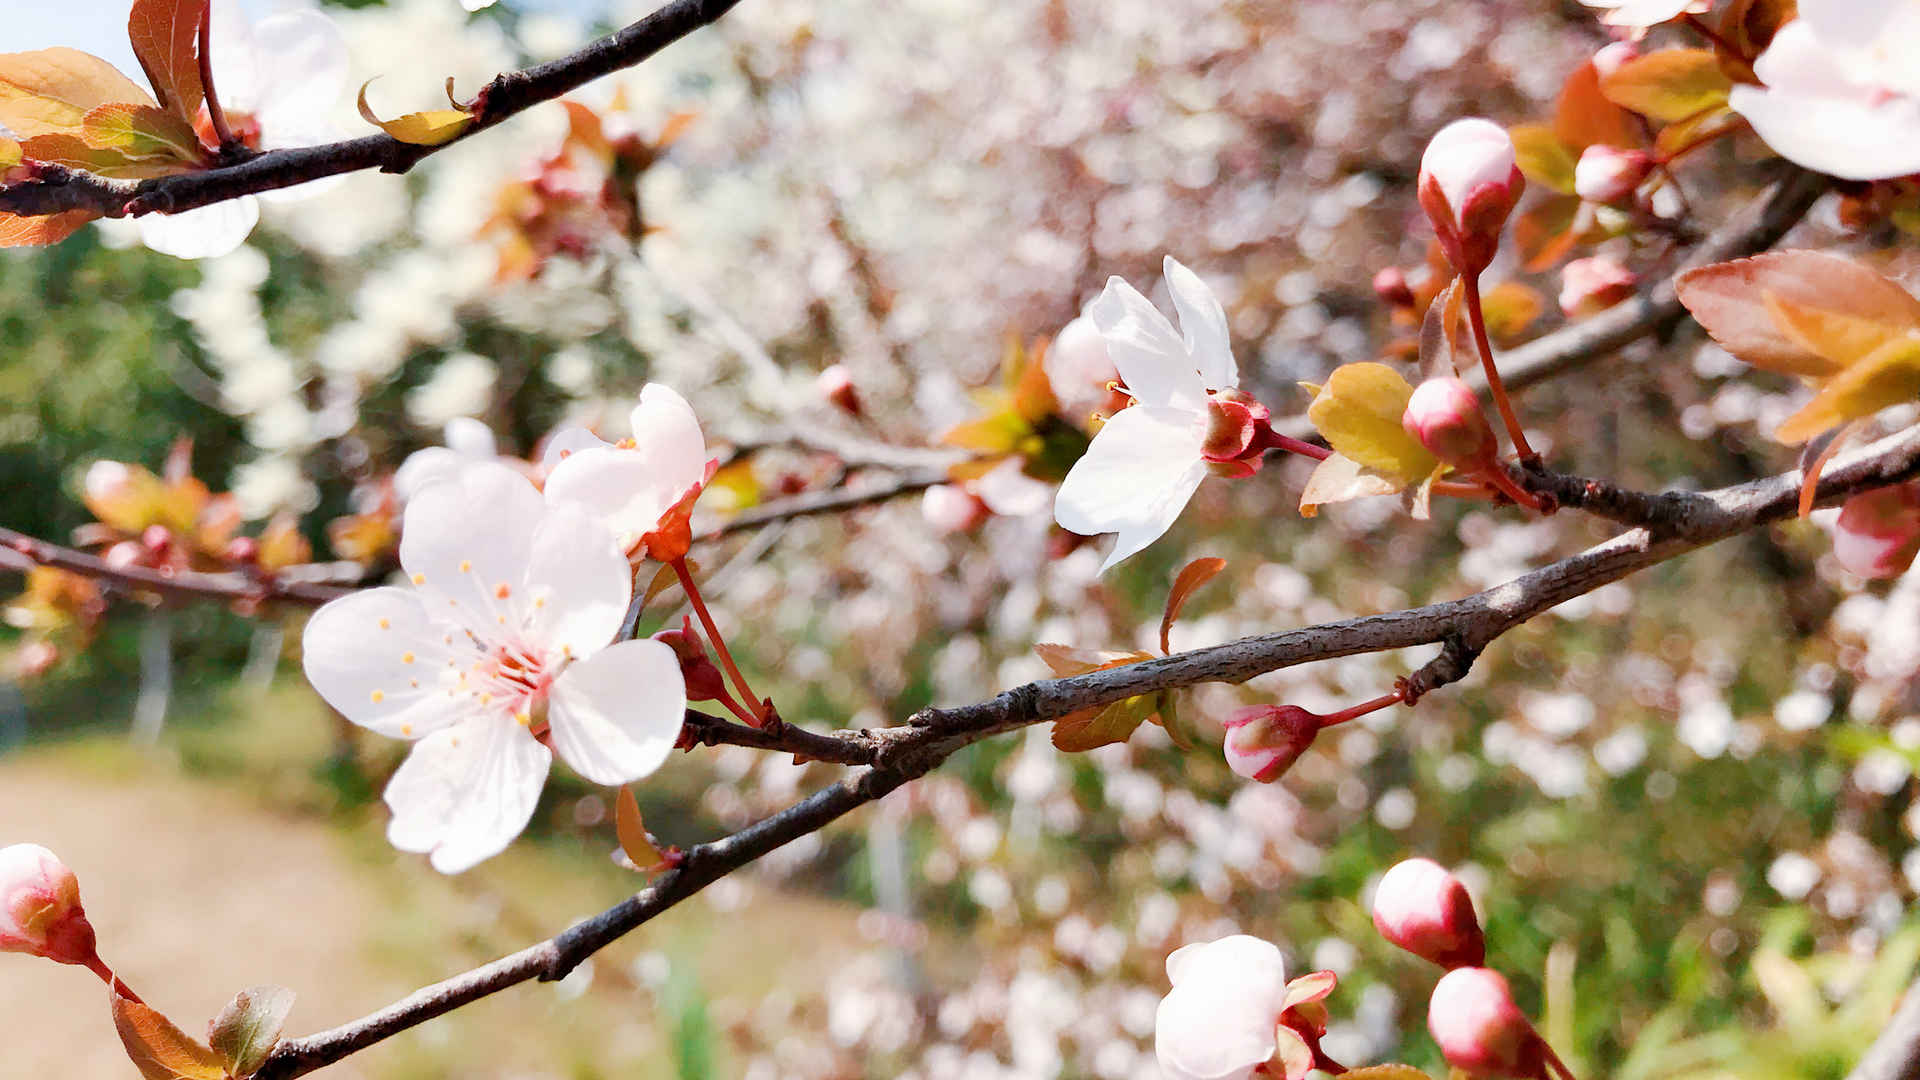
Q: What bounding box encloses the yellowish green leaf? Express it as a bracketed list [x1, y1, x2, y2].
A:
[1654, 105, 1738, 159]
[358, 81, 473, 147]
[1051, 693, 1157, 752]
[1600, 48, 1734, 123]
[0, 47, 155, 138]
[208, 985, 295, 1079]
[1305, 362, 1438, 481]
[615, 786, 668, 872]
[0, 136, 19, 168]
[1159, 556, 1226, 655]
[1033, 643, 1154, 678]
[1763, 289, 1914, 370]
[1343, 1067, 1437, 1080]
[1509, 123, 1576, 195]
[111, 992, 227, 1080]
[79, 102, 203, 163]
[1298, 451, 1405, 518]
[1774, 338, 1920, 444]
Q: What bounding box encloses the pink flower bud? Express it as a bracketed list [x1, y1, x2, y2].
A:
[1222, 705, 1321, 783]
[1573, 145, 1653, 206]
[921, 484, 989, 535]
[1428, 968, 1551, 1079]
[1373, 266, 1416, 309]
[1833, 483, 1920, 579]
[1419, 119, 1525, 276]
[1558, 256, 1638, 318]
[1371, 858, 1486, 968]
[652, 617, 728, 703]
[1591, 41, 1640, 79]
[0, 844, 100, 968]
[816, 364, 863, 418]
[1047, 314, 1120, 422]
[1403, 377, 1498, 471]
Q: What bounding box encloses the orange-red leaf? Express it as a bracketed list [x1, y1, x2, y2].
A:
[0, 47, 155, 138]
[614, 786, 668, 872]
[0, 209, 99, 248]
[1554, 59, 1639, 151]
[111, 992, 227, 1080]
[1160, 556, 1226, 655]
[1676, 251, 1920, 378]
[126, 0, 208, 123]
[18, 132, 194, 180]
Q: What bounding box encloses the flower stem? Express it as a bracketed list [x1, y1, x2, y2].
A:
[1461, 273, 1535, 462]
[197, 6, 236, 152]
[1540, 1038, 1579, 1080]
[87, 955, 145, 1005]
[1317, 689, 1404, 729]
[671, 557, 765, 726]
[1682, 12, 1743, 61]
[1261, 431, 1332, 461]
[1478, 462, 1553, 514]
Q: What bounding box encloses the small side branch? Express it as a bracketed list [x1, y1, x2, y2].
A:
[0, 526, 354, 608]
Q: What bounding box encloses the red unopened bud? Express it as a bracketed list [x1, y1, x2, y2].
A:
[652, 616, 728, 702]
[1590, 41, 1640, 79]
[1373, 266, 1417, 309]
[223, 536, 260, 566]
[1222, 705, 1321, 783]
[1428, 968, 1552, 1079]
[0, 844, 100, 968]
[1573, 145, 1653, 206]
[1419, 119, 1524, 277]
[139, 525, 174, 559]
[1833, 483, 1920, 579]
[1558, 256, 1638, 317]
[816, 364, 863, 418]
[1371, 857, 1486, 968]
[1403, 377, 1498, 471]
[103, 541, 146, 571]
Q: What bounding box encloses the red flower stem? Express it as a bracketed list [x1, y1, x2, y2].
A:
[1434, 479, 1499, 502]
[197, 7, 236, 151]
[1479, 463, 1552, 514]
[670, 557, 765, 726]
[87, 956, 145, 1005]
[1317, 689, 1404, 729]
[1461, 274, 1536, 462]
[710, 683, 763, 728]
[1263, 431, 1332, 461]
[1540, 1039, 1579, 1080]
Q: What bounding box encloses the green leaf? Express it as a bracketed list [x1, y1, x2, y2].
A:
[1509, 124, 1576, 195]
[208, 985, 295, 1079]
[1305, 362, 1438, 482]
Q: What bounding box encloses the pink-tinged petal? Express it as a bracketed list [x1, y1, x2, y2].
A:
[972, 458, 1052, 518]
[543, 446, 683, 552]
[399, 460, 545, 615]
[628, 384, 708, 494]
[1054, 405, 1209, 571]
[538, 426, 612, 475]
[1730, 82, 1920, 180]
[547, 638, 687, 785]
[1156, 936, 1291, 1080]
[1090, 277, 1208, 411]
[384, 718, 551, 874]
[250, 9, 349, 131]
[1167, 934, 1286, 986]
[521, 503, 630, 656]
[301, 586, 467, 739]
[137, 198, 260, 260]
[1164, 257, 1236, 390]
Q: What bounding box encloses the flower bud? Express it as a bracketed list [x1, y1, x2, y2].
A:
[922, 484, 989, 534]
[1222, 705, 1321, 783]
[1373, 266, 1416, 310]
[1403, 377, 1498, 471]
[816, 364, 863, 418]
[652, 616, 728, 703]
[1833, 483, 1920, 579]
[1419, 119, 1525, 276]
[1558, 256, 1638, 317]
[1590, 41, 1640, 79]
[1371, 858, 1486, 968]
[1573, 145, 1653, 206]
[0, 844, 100, 968]
[1427, 968, 1550, 1079]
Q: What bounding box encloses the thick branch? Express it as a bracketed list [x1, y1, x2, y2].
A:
[0, 0, 746, 220]
[0, 527, 354, 607]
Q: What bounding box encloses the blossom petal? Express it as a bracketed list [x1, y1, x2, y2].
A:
[399, 460, 545, 615]
[136, 198, 260, 260]
[1054, 405, 1209, 571]
[628, 384, 709, 495]
[393, 447, 465, 502]
[301, 586, 465, 739]
[1090, 277, 1207, 411]
[250, 10, 349, 132]
[547, 638, 687, 786]
[443, 417, 497, 460]
[521, 502, 631, 657]
[543, 446, 683, 552]
[1164, 257, 1236, 390]
[1730, 83, 1920, 181]
[385, 718, 551, 874]
[207, 0, 263, 114]
[1156, 936, 1291, 1080]
[538, 426, 612, 475]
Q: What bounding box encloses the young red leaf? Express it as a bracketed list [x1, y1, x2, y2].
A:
[126, 0, 209, 124]
[111, 991, 227, 1080]
[0, 209, 100, 248]
[615, 786, 668, 872]
[18, 132, 195, 180]
[207, 985, 295, 1079]
[0, 47, 156, 138]
[1676, 252, 1920, 378]
[1553, 59, 1638, 152]
[1160, 556, 1226, 655]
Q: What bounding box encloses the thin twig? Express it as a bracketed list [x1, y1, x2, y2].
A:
[0, 527, 354, 607]
[696, 467, 949, 541]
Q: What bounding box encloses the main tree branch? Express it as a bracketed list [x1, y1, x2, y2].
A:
[0, 0, 747, 220]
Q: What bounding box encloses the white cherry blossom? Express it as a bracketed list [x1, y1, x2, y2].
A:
[1155, 935, 1290, 1080]
[1730, 2, 1920, 180]
[1579, 0, 1709, 29]
[138, 3, 349, 259]
[542, 383, 714, 556]
[1053, 256, 1236, 571]
[302, 461, 687, 873]
[394, 417, 504, 501]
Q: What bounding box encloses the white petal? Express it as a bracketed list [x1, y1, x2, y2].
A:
[1155, 936, 1291, 1080]
[301, 586, 467, 739]
[521, 502, 631, 656]
[1089, 277, 1207, 411]
[628, 384, 709, 495]
[547, 639, 687, 786]
[393, 446, 465, 502]
[542, 446, 683, 552]
[1164, 257, 1236, 390]
[538, 426, 612, 475]
[972, 458, 1053, 518]
[207, 0, 263, 114]
[399, 461, 546, 615]
[384, 718, 551, 874]
[1731, 81, 1920, 181]
[249, 10, 348, 130]
[1053, 406, 1209, 571]
[137, 198, 260, 260]
[444, 416, 498, 460]
[462, 0, 499, 9]
[1801, 0, 1903, 51]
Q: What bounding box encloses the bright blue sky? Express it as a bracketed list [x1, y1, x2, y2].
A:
[10, 0, 609, 79]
